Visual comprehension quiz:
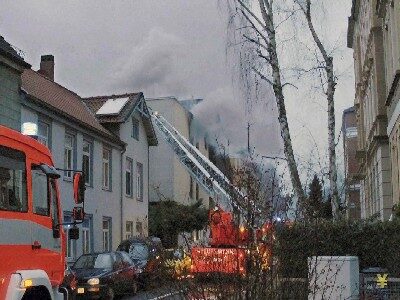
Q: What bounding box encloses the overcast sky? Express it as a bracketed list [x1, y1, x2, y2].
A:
[0, 0, 354, 181]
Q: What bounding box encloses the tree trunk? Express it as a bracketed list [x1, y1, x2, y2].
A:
[258, 0, 307, 207]
[301, 0, 339, 217]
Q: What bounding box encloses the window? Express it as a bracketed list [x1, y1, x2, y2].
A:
[126, 221, 133, 239]
[31, 168, 49, 216]
[64, 134, 75, 179]
[64, 214, 76, 260]
[82, 140, 92, 185]
[102, 148, 111, 190]
[37, 121, 50, 147]
[126, 158, 133, 197]
[102, 218, 111, 252]
[196, 183, 199, 201]
[0, 146, 27, 212]
[136, 162, 143, 201]
[132, 118, 139, 140]
[346, 127, 357, 138]
[82, 217, 91, 254]
[136, 221, 143, 236]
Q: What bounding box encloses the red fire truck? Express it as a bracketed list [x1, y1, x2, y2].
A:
[0, 125, 85, 300]
[190, 207, 273, 276]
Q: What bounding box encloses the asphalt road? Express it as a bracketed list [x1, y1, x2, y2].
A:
[121, 287, 186, 300]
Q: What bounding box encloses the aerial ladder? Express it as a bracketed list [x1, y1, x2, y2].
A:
[150, 110, 256, 220]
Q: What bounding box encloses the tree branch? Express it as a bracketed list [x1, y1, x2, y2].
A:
[252, 67, 274, 86]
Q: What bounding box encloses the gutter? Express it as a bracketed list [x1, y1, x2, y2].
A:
[120, 144, 127, 242]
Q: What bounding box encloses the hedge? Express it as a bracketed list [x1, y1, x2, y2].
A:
[275, 219, 400, 278]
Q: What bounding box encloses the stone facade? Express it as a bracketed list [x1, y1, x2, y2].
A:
[348, 0, 392, 220]
[342, 107, 361, 220]
[378, 0, 400, 212]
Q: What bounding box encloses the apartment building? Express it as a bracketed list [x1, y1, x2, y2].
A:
[147, 97, 210, 207]
[347, 0, 392, 220]
[147, 97, 210, 245]
[377, 0, 400, 212]
[19, 55, 157, 262]
[83, 93, 157, 241]
[342, 107, 361, 220]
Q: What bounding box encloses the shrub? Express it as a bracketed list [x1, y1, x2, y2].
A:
[275, 219, 400, 278]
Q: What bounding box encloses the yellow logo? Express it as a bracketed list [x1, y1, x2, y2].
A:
[376, 273, 388, 288]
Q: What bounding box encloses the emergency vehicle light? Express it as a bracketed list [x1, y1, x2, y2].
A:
[21, 122, 38, 136]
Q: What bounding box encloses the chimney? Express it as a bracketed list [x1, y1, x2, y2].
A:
[39, 55, 54, 81]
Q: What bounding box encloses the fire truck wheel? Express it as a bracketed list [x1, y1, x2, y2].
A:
[22, 286, 51, 300]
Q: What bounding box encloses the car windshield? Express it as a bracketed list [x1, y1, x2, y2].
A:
[129, 243, 149, 260]
[73, 253, 113, 269]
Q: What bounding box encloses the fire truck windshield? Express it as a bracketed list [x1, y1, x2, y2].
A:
[0, 145, 27, 212]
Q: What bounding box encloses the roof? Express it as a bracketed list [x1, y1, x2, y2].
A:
[21, 69, 122, 145]
[83, 93, 158, 146]
[343, 106, 355, 115]
[0, 36, 30, 68]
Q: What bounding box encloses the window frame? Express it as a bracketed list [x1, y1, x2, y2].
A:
[102, 147, 112, 191]
[37, 120, 51, 148]
[136, 221, 143, 236]
[132, 118, 139, 141]
[126, 221, 133, 239]
[82, 139, 93, 186]
[126, 158, 133, 197]
[82, 226, 91, 254]
[102, 217, 112, 252]
[31, 167, 50, 217]
[0, 146, 28, 213]
[64, 133, 75, 180]
[64, 212, 76, 261]
[136, 162, 143, 201]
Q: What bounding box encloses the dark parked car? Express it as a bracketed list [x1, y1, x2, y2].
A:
[71, 251, 139, 299]
[117, 237, 164, 288]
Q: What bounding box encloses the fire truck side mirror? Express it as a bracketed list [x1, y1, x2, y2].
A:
[73, 206, 85, 222]
[73, 173, 85, 204]
[69, 226, 80, 240]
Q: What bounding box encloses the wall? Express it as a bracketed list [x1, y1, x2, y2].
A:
[148, 98, 191, 204]
[349, 0, 392, 220]
[0, 63, 22, 131]
[120, 109, 150, 238]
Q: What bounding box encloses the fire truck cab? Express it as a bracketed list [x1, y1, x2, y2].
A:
[0, 125, 84, 300]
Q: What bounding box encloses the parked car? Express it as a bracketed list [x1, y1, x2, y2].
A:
[117, 237, 164, 288]
[71, 251, 139, 299]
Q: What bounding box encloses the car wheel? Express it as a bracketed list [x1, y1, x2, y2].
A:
[105, 287, 115, 300]
[132, 281, 138, 295]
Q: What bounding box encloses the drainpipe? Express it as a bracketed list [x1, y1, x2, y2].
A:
[120, 145, 127, 242]
[147, 145, 150, 235]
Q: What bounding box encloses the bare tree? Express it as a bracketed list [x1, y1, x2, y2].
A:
[232, 0, 307, 207]
[294, 0, 339, 217]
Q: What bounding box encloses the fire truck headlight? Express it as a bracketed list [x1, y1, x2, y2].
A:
[22, 279, 33, 288]
[87, 278, 100, 285]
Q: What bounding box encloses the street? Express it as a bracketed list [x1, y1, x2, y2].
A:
[121, 287, 185, 300]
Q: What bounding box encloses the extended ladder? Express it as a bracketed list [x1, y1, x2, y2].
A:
[150, 110, 250, 216]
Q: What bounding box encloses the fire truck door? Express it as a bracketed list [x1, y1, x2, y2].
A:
[30, 166, 62, 280]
